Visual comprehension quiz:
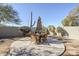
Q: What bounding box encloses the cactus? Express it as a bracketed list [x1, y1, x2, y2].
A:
[30, 12, 36, 28]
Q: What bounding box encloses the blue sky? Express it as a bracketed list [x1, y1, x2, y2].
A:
[10, 3, 79, 27]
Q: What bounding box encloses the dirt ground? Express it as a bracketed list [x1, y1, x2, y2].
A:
[0, 37, 21, 56]
[0, 37, 79, 56]
[63, 39, 79, 56]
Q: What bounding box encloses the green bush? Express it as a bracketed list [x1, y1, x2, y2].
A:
[57, 27, 69, 36]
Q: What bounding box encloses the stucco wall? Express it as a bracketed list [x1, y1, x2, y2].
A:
[0, 26, 23, 38]
[0, 26, 79, 40]
[62, 26, 79, 40]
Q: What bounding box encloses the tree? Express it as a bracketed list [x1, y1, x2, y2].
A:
[42, 26, 48, 34]
[48, 25, 56, 35]
[62, 16, 72, 26]
[35, 16, 49, 34]
[62, 6, 79, 26]
[35, 16, 42, 33]
[48, 25, 55, 31]
[0, 4, 20, 24]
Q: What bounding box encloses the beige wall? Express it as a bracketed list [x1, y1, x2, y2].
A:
[0, 27, 23, 38]
[1, 26, 79, 40]
[63, 26, 79, 40]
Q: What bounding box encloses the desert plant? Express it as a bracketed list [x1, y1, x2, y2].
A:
[48, 25, 56, 35]
[57, 26, 68, 36]
[20, 26, 31, 36]
[62, 6, 79, 26]
[30, 12, 36, 28]
[42, 26, 49, 34]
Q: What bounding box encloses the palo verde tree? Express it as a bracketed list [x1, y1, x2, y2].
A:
[0, 4, 20, 25]
[62, 6, 79, 26]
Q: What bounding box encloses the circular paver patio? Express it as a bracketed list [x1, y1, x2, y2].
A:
[9, 37, 65, 56]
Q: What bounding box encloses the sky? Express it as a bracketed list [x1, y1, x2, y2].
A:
[9, 3, 79, 27]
